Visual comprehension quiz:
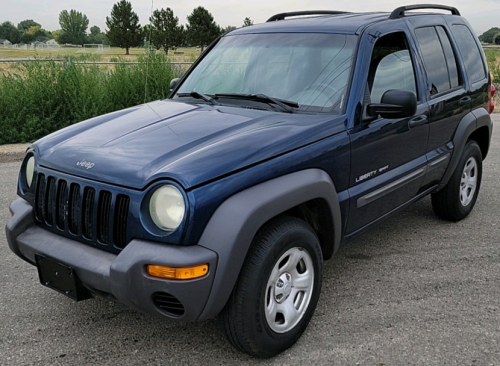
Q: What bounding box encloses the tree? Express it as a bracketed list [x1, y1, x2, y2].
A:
[52, 29, 62, 41]
[0, 21, 21, 43]
[88, 25, 107, 44]
[90, 26, 101, 37]
[223, 25, 237, 34]
[149, 8, 184, 55]
[494, 33, 500, 45]
[186, 6, 220, 51]
[20, 25, 51, 43]
[479, 27, 500, 44]
[17, 19, 40, 33]
[243, 17, 254, 27]
[58, 9, 89, 45]
[106, 0, 142, 55]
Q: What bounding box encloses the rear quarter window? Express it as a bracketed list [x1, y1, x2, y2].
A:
[451, 25, 487, 83]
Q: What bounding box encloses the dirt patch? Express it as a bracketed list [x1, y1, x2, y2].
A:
[0, 143, 31, 163]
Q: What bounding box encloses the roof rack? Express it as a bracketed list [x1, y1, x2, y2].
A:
[267, 11, 348, 22]
[390, 4, 460, 19]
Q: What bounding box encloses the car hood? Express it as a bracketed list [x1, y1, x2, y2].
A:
[34, 100, 345, 189]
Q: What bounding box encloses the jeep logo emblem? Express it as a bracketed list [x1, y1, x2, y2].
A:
[76, 159, 95, 169]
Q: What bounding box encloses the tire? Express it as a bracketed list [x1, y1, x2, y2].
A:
[431, 140, 482, 221]
[222, 216, 323, 358]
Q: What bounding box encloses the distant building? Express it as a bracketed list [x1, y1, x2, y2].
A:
[46, 39, 58, 46]
[0, 39, 12, 45]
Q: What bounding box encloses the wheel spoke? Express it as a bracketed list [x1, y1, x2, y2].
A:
[266, 292, 278, 316]
[468, 176, 477, 188]
[268, 266, 280, 285]
[291, 269, 313, 291]
[277, 300, 301, 328]
[279, 249, 304, 273]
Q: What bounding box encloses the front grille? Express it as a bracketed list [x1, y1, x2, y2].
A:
[34, 173, 130, 251]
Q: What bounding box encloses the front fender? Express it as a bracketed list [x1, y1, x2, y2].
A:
[196, 168, 341, 320]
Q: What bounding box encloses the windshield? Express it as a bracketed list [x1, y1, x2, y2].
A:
[175, 33, 357, 113]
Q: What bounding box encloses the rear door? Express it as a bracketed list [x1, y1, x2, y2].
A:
[409, 21, 471, 188]
[449, 23, 489, 113]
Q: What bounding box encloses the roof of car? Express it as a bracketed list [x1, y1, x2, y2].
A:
[230, 13, 388, 35]
[229, 8, 460, 36]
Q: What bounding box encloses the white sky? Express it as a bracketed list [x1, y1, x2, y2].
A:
[0, 0, 498, 35]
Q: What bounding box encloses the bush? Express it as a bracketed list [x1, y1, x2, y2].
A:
[0, 53, 184, 144]
[484, 49, 500, 84]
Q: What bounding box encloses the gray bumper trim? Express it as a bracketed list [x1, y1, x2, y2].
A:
[6, 198, 218, 322]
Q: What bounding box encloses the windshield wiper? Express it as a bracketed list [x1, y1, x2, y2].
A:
[215, 93, 299, 113]
[177, 91, 221, 106]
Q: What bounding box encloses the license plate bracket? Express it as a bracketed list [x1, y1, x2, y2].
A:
[35, 254, 92, 301]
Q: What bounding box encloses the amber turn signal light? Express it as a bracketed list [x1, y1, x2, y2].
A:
[147, 264, 208, 280]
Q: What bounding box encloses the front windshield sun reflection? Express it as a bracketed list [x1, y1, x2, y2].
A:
[175, 33, 357, 113]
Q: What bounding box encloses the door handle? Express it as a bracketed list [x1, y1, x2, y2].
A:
[458, 96, 471, 106]
[408, 115, 428, 128]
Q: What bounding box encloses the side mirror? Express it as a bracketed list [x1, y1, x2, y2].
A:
[366, 90, 417, 119]
[170, 78, 181, 92]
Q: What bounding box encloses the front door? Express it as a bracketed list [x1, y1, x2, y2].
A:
[346, 31, 429, 235]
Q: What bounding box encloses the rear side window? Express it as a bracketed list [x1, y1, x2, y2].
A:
[451, 25, 487, 83]
[436, 27, 460, 88]
[415, 26, 460, 95]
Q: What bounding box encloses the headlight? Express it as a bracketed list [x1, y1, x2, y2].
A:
[149, 185, 186, 231]
[25, 155, 35, 189]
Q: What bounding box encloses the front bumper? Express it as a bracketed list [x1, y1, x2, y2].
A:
[5, 198, 218, 322]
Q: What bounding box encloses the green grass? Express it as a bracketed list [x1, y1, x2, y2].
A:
[0, 52, 185, 144]
[484, 48, 500, 83]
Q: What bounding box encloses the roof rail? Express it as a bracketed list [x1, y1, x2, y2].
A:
[267, 11, 348, 22]
[390, 4, 460, 19]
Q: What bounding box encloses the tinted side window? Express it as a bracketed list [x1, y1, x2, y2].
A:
[371, 50, 416, 103]
[369, 32, 417, 104]
[415, 27, 451, 95]
[436, 27, 460, 88]
[451, 25, 487, 83]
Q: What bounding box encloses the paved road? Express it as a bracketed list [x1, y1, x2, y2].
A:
[1, 117, 500, 365]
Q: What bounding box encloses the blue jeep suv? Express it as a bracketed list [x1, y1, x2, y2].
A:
[6, 5, 494, 357]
